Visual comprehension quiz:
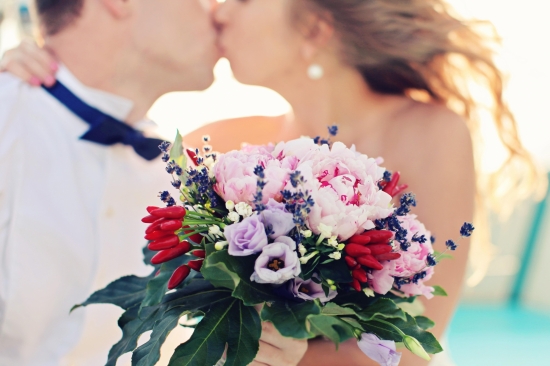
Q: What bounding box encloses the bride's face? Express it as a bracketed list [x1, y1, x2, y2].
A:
[214, 0, 309, 87]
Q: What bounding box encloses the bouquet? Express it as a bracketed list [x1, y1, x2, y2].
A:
[74, 127, 474, 366]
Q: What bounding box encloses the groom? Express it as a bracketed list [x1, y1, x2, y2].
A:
[0, 0, 219, 365]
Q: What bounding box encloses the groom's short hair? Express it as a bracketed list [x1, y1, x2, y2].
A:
[34, 0, 84, 35]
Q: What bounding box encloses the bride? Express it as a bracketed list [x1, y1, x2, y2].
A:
[1, 0, 538, 365]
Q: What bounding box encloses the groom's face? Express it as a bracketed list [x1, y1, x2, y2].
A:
[131, 0, 220, 91]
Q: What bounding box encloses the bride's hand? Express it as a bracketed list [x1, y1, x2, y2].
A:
[250, 322, 308, 366]
[0, 39, 58, 86]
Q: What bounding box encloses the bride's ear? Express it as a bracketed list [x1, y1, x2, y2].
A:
[299, 11, 335, 62]
[99, 0, 132, 18]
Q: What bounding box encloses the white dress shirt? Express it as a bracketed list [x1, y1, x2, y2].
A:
[0, 66, 189, 366]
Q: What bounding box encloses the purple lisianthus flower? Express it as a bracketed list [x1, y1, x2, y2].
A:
[225, 214, 268, 256]
[357, 333, 401, 366]
[288, 275, 337, 303]
[260, 199, 295, 240]
[250, 236, 301, 284]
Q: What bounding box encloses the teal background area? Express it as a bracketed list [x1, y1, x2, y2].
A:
[448, 305, 550, 365]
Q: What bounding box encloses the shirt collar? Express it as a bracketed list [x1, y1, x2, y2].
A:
[56, 64, 135, 122]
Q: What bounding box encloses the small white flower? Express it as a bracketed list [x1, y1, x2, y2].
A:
[327, 236, 339, 248]
[235, 202, 253, 218]
[226, 200, 235, 212]
[215, 241, 228, 251]
[298, 244, 307, 256]
[329, 252, 342, 260]
[363, 288, 375, 297]
[337, 243, 346, 251]
[300, 229, 312, 238]
[317, 223, 333, 239]
[209, 225, 222, 237]
[227, 211, 240, 223]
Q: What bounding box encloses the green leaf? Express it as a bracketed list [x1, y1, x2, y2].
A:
[106, 307, 160, 366]
[356, 298, 407, 321]
[140, 256, 193, 309]
[169, 298, 261, 366]
[415, 316, 435, 330]
[132, 307, 188, 366]
[363, 314, 443, 355]
[170, 130, 188, 180]
[320, 303, 358, 317]
[308, 315, 355, 346]
[261, 301, 320, 339]
[72, 274, 152, 312]
[318, 259, 353, 283]
[332, 291, 378, 310]
[202, 249, 279, 305]
[143, 244, 156, 267]
[433, 250, 453, 260]
[340, 317, 365, 331]
[432, 286, 448, 297]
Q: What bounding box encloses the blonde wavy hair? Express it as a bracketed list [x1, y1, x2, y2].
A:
[298, 0, 545, 285]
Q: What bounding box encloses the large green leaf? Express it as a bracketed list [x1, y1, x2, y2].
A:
[132, 308, 188, 366]
[169, 298, 261, 366]
[362, 314, 443, 354]
[356, 298, 407, 321]
[308, 314, 355, 346]
[320, 303, 358, 317]
[331, 290, 379, 310]
[415, 316, 435, 330]
[261, 301, 320, 339]
[318, 259, 353, 283]
[140, 256, 193, 309]
[202, 249, 279, 305]
[72, 274, 152, 312]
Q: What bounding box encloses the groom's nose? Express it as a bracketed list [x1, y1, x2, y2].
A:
[200, 0, 220, 12]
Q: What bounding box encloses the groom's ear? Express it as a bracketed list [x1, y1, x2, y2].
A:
[99, 0, 133, 18]
[299, 11, 335, 62]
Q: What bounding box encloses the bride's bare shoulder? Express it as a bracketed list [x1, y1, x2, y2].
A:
[182, 115, 285, 152]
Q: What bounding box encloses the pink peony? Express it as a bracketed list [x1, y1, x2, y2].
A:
[213, 148, 295, 206]
[369, 214, 435, 298]
[286, 141, 393, 241]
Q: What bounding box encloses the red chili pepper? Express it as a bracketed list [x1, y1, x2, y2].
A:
[344, 244, 372, 258]
[151, 241, 192, 265]
[188, 259, 204, 272]
[362, 230, 393, 244]
[344, 256, 358, 268]
[347, 235, 372, 245]
[141, 215, 157, 224]
[148, 235, 180, 251]
[160, 219, 183, 231]
[192, 250, 206, 258]
[352, 268, 368, 283]
[186, 148, 199, 166]
[383, 171, 401, 197]
[168, 265, 191, 290]
[147, 206, 160, 214]
[187, 233, 203, 244]
[145, 230, 174, 241]
[145, 218, 166, 234]
[151, 206, 187, 219]
[351, 278, 362, 292]
[392, 184, 409, 197]
[356, 255, 384, 270]
[375, 253, 402, 261]
[366, 244, 393, 256]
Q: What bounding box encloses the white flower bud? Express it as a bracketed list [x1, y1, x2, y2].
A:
[337, 243, 346, 251]
[363, 288, 375, 297]
[235, 202, 252, 217]
[225, 200, 235, 211]
[215, 241, 228, 251]
[227, 211, 240, 223]
[298, 244, 307, 256]
[300, 230, 312, 238]
[403, 336, 431, 361]
[317, 223, 333, 239]
[327, 236, 339, 248]
[329, 252, 342, 260]
[209, 225, 222, 237]
[299, 251, 319, 264]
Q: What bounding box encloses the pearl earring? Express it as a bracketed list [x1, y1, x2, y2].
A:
[307, 64, 324, 80]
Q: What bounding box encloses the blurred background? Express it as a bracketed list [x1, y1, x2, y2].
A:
[1, 0, 549, 364]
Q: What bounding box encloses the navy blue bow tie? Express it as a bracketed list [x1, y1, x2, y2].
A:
[42, 81, 164, 161]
